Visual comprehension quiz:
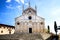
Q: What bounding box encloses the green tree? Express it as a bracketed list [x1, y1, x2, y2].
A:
[54, 21, 57, 35]
[47, 25, 50, 33]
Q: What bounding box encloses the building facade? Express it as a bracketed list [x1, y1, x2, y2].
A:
[15, 5, 45, 34]
[0, 2, 54, 40]
[0, 24, 15, 35]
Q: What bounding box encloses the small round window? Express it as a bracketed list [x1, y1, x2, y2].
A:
[17, 22, 20, 25]
[41, 22, 43, 25]
[28, 16, 32, 20]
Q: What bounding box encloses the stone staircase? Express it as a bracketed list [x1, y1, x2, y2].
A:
[0, 33, 44, 40]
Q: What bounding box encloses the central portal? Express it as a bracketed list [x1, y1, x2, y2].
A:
[29, 28, 32, 33]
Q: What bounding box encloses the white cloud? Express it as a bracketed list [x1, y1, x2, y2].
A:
[15, 0, 24, 4]
[17, 6, 21, 8]
[25, 3, 28, 6]
[6, 0, 11, 2]
[6, 5, 14, 9]
[6, 5, 22, 10]
[20, 0, 24, 4]
[6, 0, 25, 4]
[15, 0, 20, 3]
[16, 5, 22, 10]
[51, 7, 60, 16]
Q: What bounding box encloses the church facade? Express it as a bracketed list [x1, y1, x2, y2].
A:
[15, 5, 45, 34]
[0, 2, 54, 40]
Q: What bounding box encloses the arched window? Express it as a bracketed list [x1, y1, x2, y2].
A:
[8, 28, 11, 34]
[9, 31, 11, 34]
[1, 30, 3, 33]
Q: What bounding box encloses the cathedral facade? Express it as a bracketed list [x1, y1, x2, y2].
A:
[15, 5, 45, 34]
[0, 2, 54, 40]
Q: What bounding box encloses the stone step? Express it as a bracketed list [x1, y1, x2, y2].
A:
[0, 33, 44, 40]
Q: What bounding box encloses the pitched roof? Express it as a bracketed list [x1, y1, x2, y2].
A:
[23, 7, 36, 13]
[0, 24, 15, 28]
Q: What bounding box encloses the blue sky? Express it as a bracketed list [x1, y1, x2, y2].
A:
[0, 0, 60, 34]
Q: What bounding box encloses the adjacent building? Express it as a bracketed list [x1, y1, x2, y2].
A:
[0, 24, 15, 35]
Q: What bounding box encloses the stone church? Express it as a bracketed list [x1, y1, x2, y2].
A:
[15, 4, 45, 34]
[0, 2, 53, 40]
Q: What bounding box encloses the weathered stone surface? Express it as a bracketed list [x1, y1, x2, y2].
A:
[15, 5, 45, 33]
[0, 33, 44, 40]
[40, 33, 51, 40]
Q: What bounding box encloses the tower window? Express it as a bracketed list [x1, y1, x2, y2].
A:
[28, 16, 32, 20]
